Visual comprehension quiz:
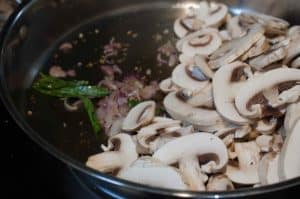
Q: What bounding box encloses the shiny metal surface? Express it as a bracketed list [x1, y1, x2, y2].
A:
[1, 0, 300, 198]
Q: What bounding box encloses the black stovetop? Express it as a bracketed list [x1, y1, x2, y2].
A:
[2, 101, 99, 199]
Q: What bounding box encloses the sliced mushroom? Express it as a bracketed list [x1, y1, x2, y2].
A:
[153, 133, 228, 190]
[249, 47, 286, 71]
[136, 120, 181, 153]
[173, 3, 209, 38]
[226, 141, 261, 185]
[117, 157, 188, 190]
[159, 78, 179, 93]
[213, 61, 251, 124]
[86, 133, 138, 173]
[204, 2, 228, 28]
[209, 24, 265, 69]
[269, 85, 300, 108]
[194, 55, 215, 79]
[239, 12, 289, 35]
[258, 152, 280, 185]
[122, 101, 156, 132]
[227, 16, 247, 38]
[241, 36, 270, 61]
[181, 28, 222, 57]
[219, 30, 232, 42]
[279, 120, 300, 180]
[154, 133, 228, 172]
[256, 134, 274, 152]
[172, 63, 210, 93]
[164, 92, 229, 132]
[177, 83, 213, 108]
[207, 174, 235, 191]
[287, 26, 300, 39]
[255, 118, 277, 134]
[284, 102, 300, 134]
[235, 68, 300, 119]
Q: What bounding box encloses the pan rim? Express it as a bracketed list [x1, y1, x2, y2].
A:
[1, 0, 300, 197]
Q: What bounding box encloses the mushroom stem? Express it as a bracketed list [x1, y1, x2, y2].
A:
[179, 156, 207, 191]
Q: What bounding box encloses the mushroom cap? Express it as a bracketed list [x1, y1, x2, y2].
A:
[209, 24, 265, 69]
[153, 133, 228, 173]
[164, 92, 229, 132]
[207, 174, 235, 191]
[235, 68, 300, 119]
[213, 61, 251, 124]
[172, 63, 210, 93]
[122, 101, 156, 132]
[86, 133, 138, 173]
[117, 157, 188, 190]
[226, 141, 260, 185]
[181, 28, 222, 57]
[279, 120, 300, 180]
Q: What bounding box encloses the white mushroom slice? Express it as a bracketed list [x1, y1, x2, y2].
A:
[174, 17, 204, 38]
[291, 57, 300, 68]
[249, 47, 286, 71]
[181, 28, 222, 57]
[178, 53, 193, 64]
[117, 157, 188, 190]
[227, 16, 246, 38]
[137, 120, 181, 152]
[164, 92, 229, 132]
[209, 24, 265, 69]
[122, 101, 156, 132]
[86, 133, 138, 173]
[239, 12, 289, 35]
[256, 135, 274, 152]
[173, 2, 210, 38]
[149, 126, 195, 154]
[258, 152, 280, 185]
[179, 157, 207, 191]
[226, 141, 261, 185]
[131, 135, 149, 155]
[153, 133, 229, 173]
[255, 118, 277, 134]
[159, 78, 179, 93]
[272, 134, 284, 153]
[219, 30, 232, 42]
[177, 83, 213, 108]
[172, 63, 210, 93]
[284, 102, 300, 134]
[204, 2, 228, 28]
[241, 36, 270, 61]
[235, 68, 300, 119]
[288, 26, 300, 39]
[213, 61, 251, 124]
[194, 55, 215, 79]
[234, 125, 252, 139]
[207, 174, 235, 191]
[262, 86, 279, 107]
[282, 39, 300, 68]
[270, 85, 300, 108]
[279, 120, 300, 180]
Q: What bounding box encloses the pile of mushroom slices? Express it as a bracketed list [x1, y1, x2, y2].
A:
[86, 1, 300, 192]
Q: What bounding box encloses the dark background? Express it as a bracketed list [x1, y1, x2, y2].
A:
[2, 101, 99, 199]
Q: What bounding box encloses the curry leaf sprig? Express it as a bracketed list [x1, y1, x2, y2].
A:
[33, 74, 110, 136]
